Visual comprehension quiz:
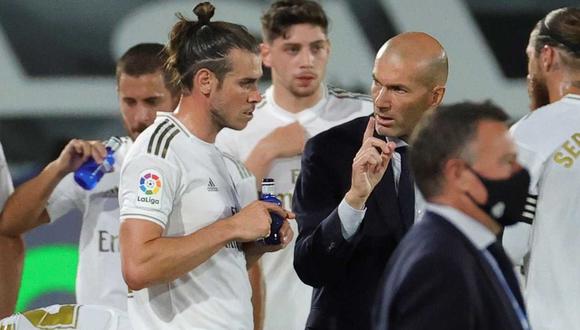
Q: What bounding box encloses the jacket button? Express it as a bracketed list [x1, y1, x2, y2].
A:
[328, 242, 335, 252]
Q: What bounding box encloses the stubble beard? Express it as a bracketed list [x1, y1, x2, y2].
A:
[289, 78, 321, 98]
[528, 76, 550, 111]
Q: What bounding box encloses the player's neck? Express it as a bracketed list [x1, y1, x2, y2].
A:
[272, 84, 324, 114]
[174, 96, 219, 144]
[548, 71, 580, 102]
[563, 74, 580, 97]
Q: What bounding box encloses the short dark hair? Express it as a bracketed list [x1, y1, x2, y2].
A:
[410, 101, 509, 199]
[165, 2, 259, 92]
[531, 7, 580, 68]
[116, 43, 179, 97]
[261, 0, 329, 43]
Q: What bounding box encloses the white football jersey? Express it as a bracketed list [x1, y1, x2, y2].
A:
[0, 142, 13, 209]
[222, 152, 258, 208]
[0, 304, 130, 330]
[503, 94, 580, 330]
[216, 85, 373, 330]
[46, 137, 133, 312]
[119, 112, 253, 330]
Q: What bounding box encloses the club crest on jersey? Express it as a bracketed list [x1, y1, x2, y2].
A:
[136, 170, 162, 210]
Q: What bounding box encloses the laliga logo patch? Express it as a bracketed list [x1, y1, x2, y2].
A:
[140, 172, 161, 195]
[136, 170, 162, 210]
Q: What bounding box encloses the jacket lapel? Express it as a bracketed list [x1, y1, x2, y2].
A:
[428, 212, 523, 329]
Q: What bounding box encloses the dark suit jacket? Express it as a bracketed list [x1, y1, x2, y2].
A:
[293, 116, 413, 329]
[373, 211, 526, 330]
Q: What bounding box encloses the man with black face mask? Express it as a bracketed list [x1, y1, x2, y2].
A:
[373, 101, 530, 330]
[502, 7, 580, 330]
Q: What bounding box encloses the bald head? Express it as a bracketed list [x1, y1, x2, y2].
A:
[371, 32, 448, 139]
[377, 32, 448, 87]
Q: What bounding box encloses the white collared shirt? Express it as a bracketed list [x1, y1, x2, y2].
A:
[426, 203, 496, 250]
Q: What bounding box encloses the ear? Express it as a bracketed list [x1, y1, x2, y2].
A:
[429, 86, 446, 109]
[194, 68, 214, 95]
[443, 158, 469, 192]
[540, 45, 557, 72]
[260, 42, 272, 68]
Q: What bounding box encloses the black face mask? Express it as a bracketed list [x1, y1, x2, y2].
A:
[466, 166, 531, 227]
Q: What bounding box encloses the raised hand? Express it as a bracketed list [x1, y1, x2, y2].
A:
[53, 139, 107, 175]
[345, 117, 396, 209]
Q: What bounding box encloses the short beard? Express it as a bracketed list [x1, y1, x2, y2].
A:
[528, 77, 550, 111]
[289, 83, 320, 98]
[209, 106, 228, 131]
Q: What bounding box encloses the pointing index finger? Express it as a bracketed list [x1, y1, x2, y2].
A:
[363, 117, 376, 142]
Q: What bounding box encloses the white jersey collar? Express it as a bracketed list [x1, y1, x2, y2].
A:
[157, 112, 191, 137]
[562, 93, 580, 103]
[264, 84, 328, 125]
[156, 112, 218, 150]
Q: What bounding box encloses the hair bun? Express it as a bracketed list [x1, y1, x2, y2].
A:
[193, 2, 215, 25]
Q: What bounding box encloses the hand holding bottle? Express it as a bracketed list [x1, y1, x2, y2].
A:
[74, 137, 122, 190]
[260, 178, 285, 245]
[53, 139, 107, 177]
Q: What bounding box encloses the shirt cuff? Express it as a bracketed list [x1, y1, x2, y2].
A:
[338, 198, 366, 240]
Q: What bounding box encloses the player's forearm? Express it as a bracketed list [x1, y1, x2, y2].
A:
[121, 219, 238, 290]
[248, 263, 265, 330]
[0, 234, 24, 318]
[0, 161, 65, 235]
[244, 245, 265, 269]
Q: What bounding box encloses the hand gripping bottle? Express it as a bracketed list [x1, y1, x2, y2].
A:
[74, 136, 122, 190]
[260, 178, 284, 245]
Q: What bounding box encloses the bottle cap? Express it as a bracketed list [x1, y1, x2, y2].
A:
[261, 178, 276, 195]
[105, 136, 122, 152]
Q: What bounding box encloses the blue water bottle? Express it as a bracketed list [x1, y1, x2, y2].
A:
[260, 178, 284, 245]
[74, 136, 122, 190]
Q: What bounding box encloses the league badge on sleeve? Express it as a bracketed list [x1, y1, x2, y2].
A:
[136, 169, 163, 210]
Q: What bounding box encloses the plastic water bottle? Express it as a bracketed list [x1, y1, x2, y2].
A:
[260, 178, 284, 245]
[74, 136, 122, 190]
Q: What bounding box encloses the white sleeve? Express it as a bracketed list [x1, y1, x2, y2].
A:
[119, 153, 180, 228]
[338, 198, 366, 240]
[46, 173, 86, 222]
[0, 143, 14, 209]
[502, 140, 540, 267]
[502, 222, 532, 267]
[515, 141, 544, 195]
[222, 153, 257, 208]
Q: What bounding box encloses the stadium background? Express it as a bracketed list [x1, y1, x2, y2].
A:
[0, 0, 575, 310]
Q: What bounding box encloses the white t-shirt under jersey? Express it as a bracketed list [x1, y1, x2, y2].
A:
[119, 112, 253, 330]
[216, 85, 373, 330]
[0, 304, 130, 330]
[503, 94, 580, 330]
[0, 142, 14, 209]
[46, 137, 133, 312]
